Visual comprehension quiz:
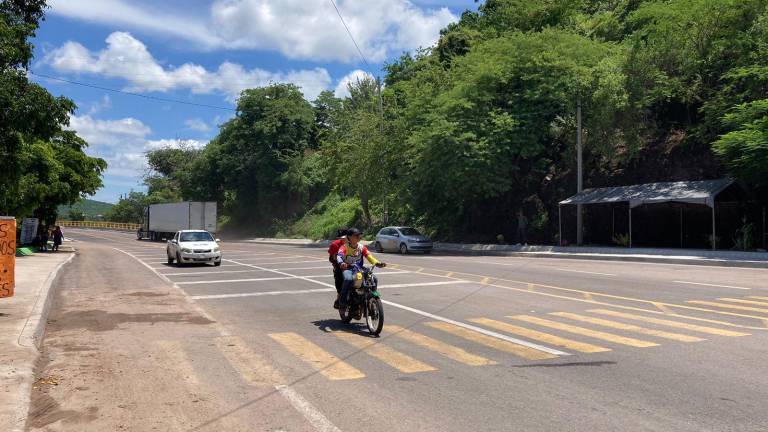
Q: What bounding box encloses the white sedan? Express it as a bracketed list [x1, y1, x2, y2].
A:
[167, 230, 222, 266]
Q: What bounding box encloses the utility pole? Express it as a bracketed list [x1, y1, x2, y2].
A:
[576, 98, 584, 246]
[376, 76, 384, 133]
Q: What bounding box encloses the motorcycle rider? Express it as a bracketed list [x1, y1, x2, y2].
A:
[328, 228, 348, 309]
[336, 228, 385, 310]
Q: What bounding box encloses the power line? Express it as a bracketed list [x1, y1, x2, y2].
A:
[29, 71, 236, 111]
[328, 0, 372, 70]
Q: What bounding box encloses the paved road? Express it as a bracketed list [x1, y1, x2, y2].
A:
[40, 229, 768, 431]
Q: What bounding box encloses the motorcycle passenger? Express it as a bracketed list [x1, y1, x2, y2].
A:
[328, 228, 348, 309]
[336, 228, 385, 309]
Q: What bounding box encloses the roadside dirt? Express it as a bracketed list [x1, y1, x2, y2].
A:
[27, 242, 309, 431]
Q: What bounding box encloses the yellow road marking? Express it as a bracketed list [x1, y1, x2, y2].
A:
[687, 301, 768, 314]
[509, 315, 658, 348]
[388, 263, 768, 329]
[269, 332, 365, 380]
[154, 340, 200, 386]
[588, 309, 749, 337]
[446, 272, 455, 278]
[425, 322, 557, 360]
[719, 298, 768, 307]
[333, 332, 436, 373]
[468, 318, 610, 353]
[385, 325, 497, 366]
[748, 296, 768, 301]
[549, 312, 704, 342]
[216, 336, 284, 386]
[481, 277, 490, 284]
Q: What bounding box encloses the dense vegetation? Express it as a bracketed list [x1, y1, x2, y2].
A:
[131, 0, 768, 242]
[58, 199, 113, 220]
[1, 1, 106, 226]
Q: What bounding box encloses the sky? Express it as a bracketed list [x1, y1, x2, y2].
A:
[30, 0, 478, 203]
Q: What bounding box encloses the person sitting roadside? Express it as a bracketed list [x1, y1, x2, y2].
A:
[336, 228, 385, 310]
[328, 228, 348, 309]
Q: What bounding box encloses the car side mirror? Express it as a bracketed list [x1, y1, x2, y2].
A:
[171, 239, 177, 244]
[394, 233, 400, 237]
[215, 239, 221, 243]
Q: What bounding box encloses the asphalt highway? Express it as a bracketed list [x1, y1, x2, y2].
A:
[54, 229, 768, 431]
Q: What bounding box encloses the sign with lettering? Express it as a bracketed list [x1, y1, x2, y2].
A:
[0, 217, 16, 298]
[20, 217, 38, 245]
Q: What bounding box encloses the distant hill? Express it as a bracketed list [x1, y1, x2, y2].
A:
[58, 199, 114, 219]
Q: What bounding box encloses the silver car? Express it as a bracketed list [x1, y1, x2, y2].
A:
[373, 226, 433, 254]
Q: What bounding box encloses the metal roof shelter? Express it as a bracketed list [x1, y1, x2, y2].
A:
[558, 179, 736, 249]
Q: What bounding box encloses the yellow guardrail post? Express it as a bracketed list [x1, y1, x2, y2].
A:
[56, 220, 140, 231]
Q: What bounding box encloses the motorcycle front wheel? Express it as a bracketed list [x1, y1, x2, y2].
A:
[339, 301, 353, 324]
[365, 297, 384, 336]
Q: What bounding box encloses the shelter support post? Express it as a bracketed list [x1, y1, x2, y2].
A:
[679, 207, 683, 248]
[628, 205, 632, 248]
[558, 205, 562, 247]
[711, 203, 716, 250]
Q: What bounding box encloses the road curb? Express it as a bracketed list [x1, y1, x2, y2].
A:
[466, 251, 768, 269]
[228, 238, 768, 269]
[18, 253, 76, 349]
[11, 252, 75, 432]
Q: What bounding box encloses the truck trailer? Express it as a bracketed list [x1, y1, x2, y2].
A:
[138, 202, 217, 241]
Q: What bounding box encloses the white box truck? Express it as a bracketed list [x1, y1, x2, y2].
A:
[138, 202, 217, 241]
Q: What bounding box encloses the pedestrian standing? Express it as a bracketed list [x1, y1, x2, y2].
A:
[40, 227, 49, 252]
[328, 228, 348, 309]
[52, 226, 63, 252]
[516, 210, 528, 245]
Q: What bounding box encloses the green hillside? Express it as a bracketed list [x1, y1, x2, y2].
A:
[58, 199, 114, 220]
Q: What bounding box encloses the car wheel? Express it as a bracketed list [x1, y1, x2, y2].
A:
[176, 252, 183, 266]
[374, 241, 383, 253]
[399, 243, 408, 255]
[213, 259, 221, 267]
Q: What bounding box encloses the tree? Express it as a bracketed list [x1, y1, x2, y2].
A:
[713, 99, 768, 189]
[198, 84, 316, 229]
[1, 1, 106, 221]
[105, 192, 152, 223]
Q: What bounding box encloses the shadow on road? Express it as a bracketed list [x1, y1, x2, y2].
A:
[311, 319, 371, 337]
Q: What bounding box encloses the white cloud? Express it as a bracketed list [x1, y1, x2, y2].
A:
[67, 114, 206, 179]
[334, 69, 375, 98]
[87, 94, 112, 115]
[48, 0, 457, 63]
[184, 118, 211, 132]
[43, 32, 333, 101]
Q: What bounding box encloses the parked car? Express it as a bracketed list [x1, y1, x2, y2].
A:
[167, 230, 221, 266]
[374, 227, 433, 254]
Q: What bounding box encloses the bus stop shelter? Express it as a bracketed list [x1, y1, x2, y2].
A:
[559, 179, 738, 249]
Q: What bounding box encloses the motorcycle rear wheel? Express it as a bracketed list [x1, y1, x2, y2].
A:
[365, 297, 384, 336]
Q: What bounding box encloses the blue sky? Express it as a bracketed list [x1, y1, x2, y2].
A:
[30, 0, 478, 203]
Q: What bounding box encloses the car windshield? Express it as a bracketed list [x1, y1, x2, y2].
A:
[398, 228, 422, 236]
[180, 232, 214, 242]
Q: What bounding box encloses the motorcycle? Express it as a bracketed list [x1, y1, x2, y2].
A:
[339, 265, 384, 336]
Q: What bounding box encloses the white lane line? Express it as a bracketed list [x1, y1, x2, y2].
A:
[382, 281, 464, 288]
[192, 288, 335, 300]
[162, 269, 268, 276]
[276, 385, 342, 432]
[270, 265, 329, 271]
[555, 268, 616, 276]
[182, 271, 412, 287]
[178, 276, 300, 285]
[114, 248, 341, 432]
[673, 280, 752, 290]
[223, 258, 568, 356]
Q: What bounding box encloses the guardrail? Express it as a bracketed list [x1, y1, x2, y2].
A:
[57, 220, 140, 231]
